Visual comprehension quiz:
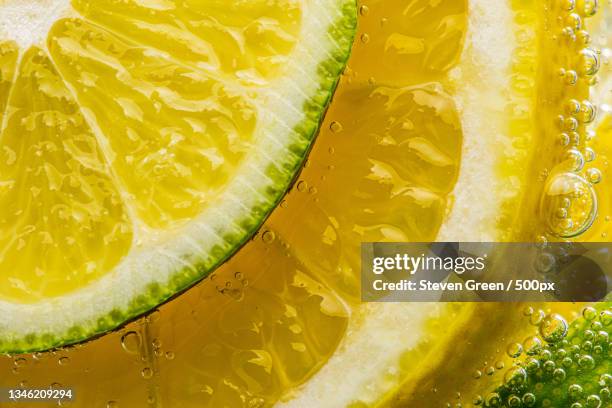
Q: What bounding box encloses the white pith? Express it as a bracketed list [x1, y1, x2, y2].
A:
[0, 0, 347, 341]
[438, 0, 519, 241]
[277, 303, 450, 407]
[0, 0, 72, 49]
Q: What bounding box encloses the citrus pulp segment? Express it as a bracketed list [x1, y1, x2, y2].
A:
[0, 0, 357, 353]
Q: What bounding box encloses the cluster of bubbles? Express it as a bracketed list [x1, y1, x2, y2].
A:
[540, 0, 602, 239]
[469, 306, 612, 407]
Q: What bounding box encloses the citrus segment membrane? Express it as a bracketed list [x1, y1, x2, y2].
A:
[0, 0, 357, 353]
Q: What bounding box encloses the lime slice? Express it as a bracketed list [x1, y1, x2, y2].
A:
[0, 0, 356, 353]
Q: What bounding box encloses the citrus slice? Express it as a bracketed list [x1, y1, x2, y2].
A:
[0, 0, 357, 353]
[0, 1, 611, 408]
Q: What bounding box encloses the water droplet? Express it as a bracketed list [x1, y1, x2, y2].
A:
[539, 314, 569, 343]
[106, 401, 118, 408]
[165, 351, 175, 360]
[359, 5, 369, 16]
[296, 180, 307, 192]
[121, 331, 141, 354]
[360, 33, 370, 44]
[58, 356, 70, 366]
[472, 370, 482, 379]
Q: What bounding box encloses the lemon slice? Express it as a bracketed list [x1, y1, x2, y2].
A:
[0, 0, 357, 353]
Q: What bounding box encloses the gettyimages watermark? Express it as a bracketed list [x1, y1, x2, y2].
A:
[361, 242, 612, 302]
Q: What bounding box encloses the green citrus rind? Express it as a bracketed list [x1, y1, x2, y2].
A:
[0, 0, 357, 354]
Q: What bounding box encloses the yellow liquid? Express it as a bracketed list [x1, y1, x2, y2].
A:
[1, 0, 611, 407]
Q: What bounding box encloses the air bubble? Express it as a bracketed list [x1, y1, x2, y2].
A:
[564, 149, 585, 172]
[580, 101, 597, 123]
[584, 148, 596, 162]
[579, 48, 600, 76]
[565, 70, 578, 85]
[141, 367, 153, 379]
[504, 366, 527, 387]
[329, 121, 343, 133]
[562, 0, 577, 10]
[583, 306, 597, 320]
[578, 354, 595, 370]
[566, 13, 582, 30]
[541, 172, 596, 237]
[530, 309, 545, 325]
[507, 342, 523, 358]
[553, 367, 567, 382]
[120, 331, 141, 354]
[565, 99, 581, 115]
[559, 133, 571, 146]
[522, 393, 536, 406]
[539, 314, 568, 343]
[569, 384, 584, 399]
[524, 336, 543, 355]
[599, 310, 612, 326]
[587, 168, 602, 184]
[577, 0, 598, 17]
[564, 117, 579, 131]
[261, 230, 276, 244]
[586, 394, 601, 408]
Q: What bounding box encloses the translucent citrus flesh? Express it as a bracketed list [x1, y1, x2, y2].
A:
[0, 1, 299, 303]
[0, 47, 132, 302]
